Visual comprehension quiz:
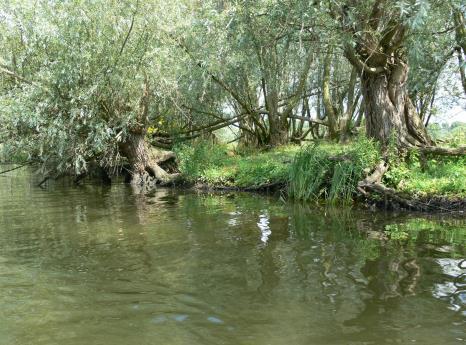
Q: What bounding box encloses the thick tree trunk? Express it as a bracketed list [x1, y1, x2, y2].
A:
[266, 91, 289, 146]
[119, 132, 179, 186]
[268, 124, 289, 146]
[116, 76, 179, 186]
[361, 62, 432, 147]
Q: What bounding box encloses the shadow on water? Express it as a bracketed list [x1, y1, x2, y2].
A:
[0, 167, 464, 345]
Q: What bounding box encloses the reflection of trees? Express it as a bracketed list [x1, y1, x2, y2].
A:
[71, 192, 466, 343]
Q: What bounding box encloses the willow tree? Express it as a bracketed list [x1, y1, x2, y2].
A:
[332, 0, 440, 147]
[0, 0, 188, 184]
[402, 1, 460, 127]
[320, 46, 361, 142]
[171, 0, 325, 147]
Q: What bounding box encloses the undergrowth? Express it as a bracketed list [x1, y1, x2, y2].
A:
[0, 144, 28, 163]
[384, 152, 466, 198]
[173, 142, 296, 187]
[288, 136, 380, 203]
[174, 134, 465, 203]
[174, 141, 229, 183]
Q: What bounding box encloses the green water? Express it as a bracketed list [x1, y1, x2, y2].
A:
[0, 169, 465, 345]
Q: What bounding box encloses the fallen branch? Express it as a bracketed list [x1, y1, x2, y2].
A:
[359, 182, 424, 209]
[357, 161, 420, 208]
[359, 161, 389, 185]
[419, 146, 466, 156]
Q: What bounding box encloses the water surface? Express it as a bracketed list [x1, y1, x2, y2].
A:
[0, 169, 465, 344]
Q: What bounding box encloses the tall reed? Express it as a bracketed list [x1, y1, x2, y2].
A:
[288, 137, 380, 203]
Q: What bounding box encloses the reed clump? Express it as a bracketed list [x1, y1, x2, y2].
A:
[289, 136, 380, 203]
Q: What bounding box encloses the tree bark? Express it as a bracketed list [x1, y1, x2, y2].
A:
[322, 48, 338, 139]
[453, 6, 466, 94]
[361, 60, 432, 147]
[339, 1, 432, 149]
[268, 124, 289, 146]
[119, 132, 179, 186]
[116, 76, 179, 186]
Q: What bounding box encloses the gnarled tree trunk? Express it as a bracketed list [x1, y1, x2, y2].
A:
[118, 77, 179, 186]
[268, 122, 289, 146]
[322, 48, 339, 140]
[339, 0, 433, 149]
[119, 132, 178, 186]
[362, 61, 432, 147]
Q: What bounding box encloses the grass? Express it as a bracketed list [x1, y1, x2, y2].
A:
[173, 141, 298, 188]
[384, 154, 466, 198]
[174, 136, 380, 203]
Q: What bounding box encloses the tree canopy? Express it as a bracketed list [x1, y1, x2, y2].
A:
[0, 0, 464, 183]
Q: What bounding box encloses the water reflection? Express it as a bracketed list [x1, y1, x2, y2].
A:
[257, 213, 271, 244]
[0, 169, 464, 344]
[433, 259, 466, 314]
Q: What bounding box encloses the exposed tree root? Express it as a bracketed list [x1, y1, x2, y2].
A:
[119, 133, 181, 187]
[360, 182, 429, 210]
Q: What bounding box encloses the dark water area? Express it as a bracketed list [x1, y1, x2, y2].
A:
[0, 167, 465, 344]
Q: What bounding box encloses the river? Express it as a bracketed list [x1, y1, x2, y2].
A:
[0, 168, 465, 344]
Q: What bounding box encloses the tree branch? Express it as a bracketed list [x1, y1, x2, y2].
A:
[343, 43, 385, 74]
[0, 65, 33, 84]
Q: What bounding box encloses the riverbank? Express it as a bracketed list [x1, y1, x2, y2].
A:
[173, 139, 466, 212]
[2, 138, 464, 212]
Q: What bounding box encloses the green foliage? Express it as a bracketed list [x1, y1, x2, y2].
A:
[0, 143, 28, 163]
[0, 0, 463, 181]
[428, 122, 466, 147]
[232, 155, 290, 187]
[175, 142, 298, 187]
[382, 131, 465, 198]
[0, 0, 198, 174]
[384, 133, 466, 198]
[174, 141, 230, 183]
[289, 136, 380, 203]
